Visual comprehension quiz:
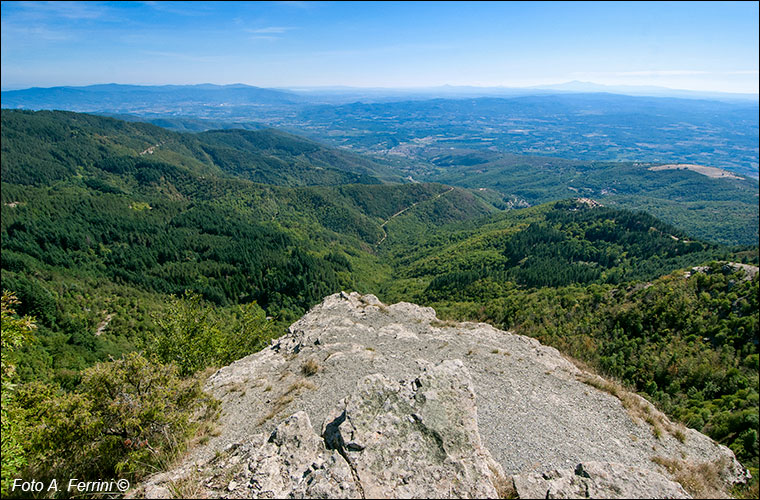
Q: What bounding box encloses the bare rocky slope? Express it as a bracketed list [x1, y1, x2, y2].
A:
[132, 292, 749, 499]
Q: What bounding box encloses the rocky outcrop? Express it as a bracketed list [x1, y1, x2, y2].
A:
[160, 360, 508, 498]
[513, 462, 690, 499]
[131, 292, 749, 498]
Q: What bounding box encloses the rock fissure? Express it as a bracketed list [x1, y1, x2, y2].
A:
[330, 432, 366, 500]
[320, 407, 367, 498]
[323, 409, 347, 451]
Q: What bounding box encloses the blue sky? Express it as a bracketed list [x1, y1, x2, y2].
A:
[1, 1, 758, 93]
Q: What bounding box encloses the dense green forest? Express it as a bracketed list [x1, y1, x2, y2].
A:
[1, 109, 757, 496]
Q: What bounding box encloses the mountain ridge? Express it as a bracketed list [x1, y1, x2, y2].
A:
[0, 109, 404, 187]
[1, 83, 303, 111]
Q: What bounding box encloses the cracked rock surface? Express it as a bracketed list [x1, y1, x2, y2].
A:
[513, 461, 690, 499]
[131, 292, 749, 498]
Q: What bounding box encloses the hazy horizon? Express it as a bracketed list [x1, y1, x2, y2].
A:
[1, 1, 758, 94]
[5, 81, 760, 102]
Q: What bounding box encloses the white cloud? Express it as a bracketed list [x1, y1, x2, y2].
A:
[248, 26, 294, 34]
[0, 21, 73, 42]
[584, 70, 758, 78]
[274, 1, 316, 9]
[613, 70, 710, 77]
[13, 1, 109, 20]
[139, 1, 212, 17]
[140, 50, 226, 63]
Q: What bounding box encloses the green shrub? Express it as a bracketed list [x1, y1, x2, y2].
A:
[1, 292, 36, 496]
[148, 291, 272, 376]
[12, 352, 216, 488]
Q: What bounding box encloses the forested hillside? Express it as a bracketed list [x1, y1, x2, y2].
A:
[0, 109, 403, 188]
[1, 109, 757, 496]
[416, 150, 760, 246]
[385, 199, 728, 291]
[0, 109, 498, 386]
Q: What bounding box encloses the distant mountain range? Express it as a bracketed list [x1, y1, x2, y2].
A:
[284, 81, 759, 104]
[1, 83, 303, 113]
[3, 81, 756, 112]
[527, 80, 758, 102]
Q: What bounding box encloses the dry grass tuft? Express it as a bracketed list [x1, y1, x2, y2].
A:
[168, 471, 205, 499]
[285, 379, 317, 395]
[673, 428, 687, 443]
[257, 378, 316, 425]
[578, 374, 624, 399]
[225, 381, 247, 395]
[581, 374, 658, 434]
[258, 394, 295, 425]
[431, 318, 458, 328]
[301, 358, 320, 376]
[651, 456, 731, 498]
[578, 373, 688, 441]
[487, 463, 517, 499]
[567, 351, 692, 443]
[187, 418, 220, 451]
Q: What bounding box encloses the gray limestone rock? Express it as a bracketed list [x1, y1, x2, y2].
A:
[244, 411, 359, 499]
[320, 359, 506, 499]
[131, 292, 749, 499]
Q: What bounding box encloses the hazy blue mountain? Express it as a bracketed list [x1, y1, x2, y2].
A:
[1, 83, 303, 113]
[283, 82, 759, 104]
[529, 81, 758, 102]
